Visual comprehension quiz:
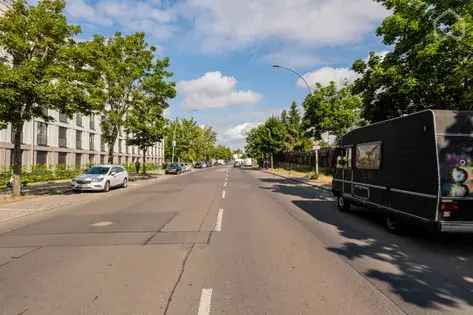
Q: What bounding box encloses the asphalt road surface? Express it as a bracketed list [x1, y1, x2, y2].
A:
[1, 166, 473, 315]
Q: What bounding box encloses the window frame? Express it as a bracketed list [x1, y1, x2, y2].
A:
[355, 141, 383, 170]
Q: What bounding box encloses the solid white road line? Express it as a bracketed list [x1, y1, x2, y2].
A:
[197, 288, 213, 315]
[222, 190, 226, 199]
[214, 208, 224, 232]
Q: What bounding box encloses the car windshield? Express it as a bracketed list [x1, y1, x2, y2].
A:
[438, 136, 473, 197]
[85, 167, 110, 175]
[169, 164, 179, 168]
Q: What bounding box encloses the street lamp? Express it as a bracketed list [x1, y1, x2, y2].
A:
[272, 65, 313, 95]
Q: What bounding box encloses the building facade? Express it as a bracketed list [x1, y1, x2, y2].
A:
[0, 1, 165, 169]
[0, 111, 165, 169]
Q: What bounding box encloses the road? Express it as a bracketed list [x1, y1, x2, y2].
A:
[0, 166, 472, 315]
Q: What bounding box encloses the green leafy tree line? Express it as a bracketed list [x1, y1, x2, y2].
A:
[0, 0, 175, 193]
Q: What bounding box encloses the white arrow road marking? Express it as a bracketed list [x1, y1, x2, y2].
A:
[197, 288, 213, 315]
[214, 209, 224, 232]
[91, 221, 113, 227]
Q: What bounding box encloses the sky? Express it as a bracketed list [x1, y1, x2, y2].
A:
[62, 0, 390, 149]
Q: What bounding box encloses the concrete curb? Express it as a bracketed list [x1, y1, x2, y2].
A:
[262, 169, 332, 192]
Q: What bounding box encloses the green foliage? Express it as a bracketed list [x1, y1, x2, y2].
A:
[126, 57, 176, 164]
[0, 165, 82, 187]
[352, 0, 473, 122]
[0, 0, 101, 179]
[281, 101, 312, 152]
[86, 32, 159, 162]
[302, 82, 363, 141]
[214, 145, 233, 160]
[245, 116, 287, 161]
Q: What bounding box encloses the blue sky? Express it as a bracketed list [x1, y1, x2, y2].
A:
[63, 0, 390, 149]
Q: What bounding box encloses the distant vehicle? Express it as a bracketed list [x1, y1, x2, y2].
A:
[217, 159, 225, 165]
[332, 110, 473, 233]
[201, 162, 208, 168]
[194, 162, 203, 168]
[242, 158, 253, 168]
[234, 161, 241, 168]
[166, 163, 183, 175]
[72, 165, 128, 192]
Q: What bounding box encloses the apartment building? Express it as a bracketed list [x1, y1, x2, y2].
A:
[0, 111, 165, 169]
[0, 1, 165, 169]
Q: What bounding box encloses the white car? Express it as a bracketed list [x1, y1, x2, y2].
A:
[72, 165, 128, 192]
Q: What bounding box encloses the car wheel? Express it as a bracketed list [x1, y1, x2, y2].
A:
[122, 178, 128, 188]
[385, 214, 403, 234]
[103, 181, 110, 192]
[337, 196, 351, 212]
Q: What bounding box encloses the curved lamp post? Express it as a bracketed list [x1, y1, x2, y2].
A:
[272, 64, 313, 95]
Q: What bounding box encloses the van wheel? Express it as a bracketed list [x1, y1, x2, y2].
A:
[385, 215, 403, 233]
[103, 181, 110, 192]
[337, 196, 351, 212]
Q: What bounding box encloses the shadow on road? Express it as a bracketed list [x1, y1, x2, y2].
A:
[258, 175, 473, 311]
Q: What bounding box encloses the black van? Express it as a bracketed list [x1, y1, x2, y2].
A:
[332, 110, 473, 233]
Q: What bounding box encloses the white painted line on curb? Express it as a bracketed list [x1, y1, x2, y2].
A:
[222, 190, 226, 199]
[214, 208, 224, 232]
[197, 288, 213, 315]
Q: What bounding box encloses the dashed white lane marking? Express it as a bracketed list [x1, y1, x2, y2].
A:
[91, 221, 113, 227]
[214, 209, 224, 232]
[223, 182, 227, 187]
[222, 190, 226, 199]
[197, 288, 213, 315]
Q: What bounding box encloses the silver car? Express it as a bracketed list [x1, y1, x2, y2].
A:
[72, 165, 128, 192]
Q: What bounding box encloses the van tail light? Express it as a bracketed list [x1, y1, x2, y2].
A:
[441, 201, 460, 218]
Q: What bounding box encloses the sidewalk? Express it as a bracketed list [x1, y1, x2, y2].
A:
[264, 168, 333, 191]
[0, 174, 169, 225]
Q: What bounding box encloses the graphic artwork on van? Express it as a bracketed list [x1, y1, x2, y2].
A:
[439, 138, 473, 197]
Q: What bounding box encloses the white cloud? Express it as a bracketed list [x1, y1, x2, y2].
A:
[182, 0, 388, 52]
[223, 122, 259, 141]
[65, 0, 177, 39]
[298, 67, 360, 89]
[177, 72, 262, 110]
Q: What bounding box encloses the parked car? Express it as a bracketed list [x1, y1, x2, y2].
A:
[166, 163, 183, 174]
[72, 165, 128, 192]
[332, 110, 473, 234]
[194, 162, 203, 168]
[234, 161, 241, 168]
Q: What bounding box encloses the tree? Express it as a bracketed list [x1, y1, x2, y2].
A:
[88, 32, 155, 163]
[352, 1, 473, 122]
[0, 0, 101, 195]
[245, 116, 286, 167]
[126, 58, 176, 174]
[283, 101, 312, 152]
[302, 82, 363, 141]
[214, 145, 232, 160]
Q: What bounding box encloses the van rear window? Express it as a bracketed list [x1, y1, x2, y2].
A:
[356, 142, 382, 170]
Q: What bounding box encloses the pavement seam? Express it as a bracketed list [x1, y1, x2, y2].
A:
[163, 243, 195, 315]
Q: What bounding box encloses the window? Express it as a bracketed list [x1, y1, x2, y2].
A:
[59, 112, 68, 123]
[75, 153, 82, 169]
[76, 130, 82, 150]
[89, 154, 95, 165]
[37, 122, 48, 146]
[118, 139, 122, 153]
[10, 127, 23, 144]
[89, 114, 95, 130]
[356, 142, 382, 170]
[58, 152, 67, 166]
[101, 135, 106, 152]
[100, 155, 105, 164]
[58, 127, 67, 148]
[36, 151, 47, 165]
[89, 133, 95, 151]
[76, 114, 82, 127]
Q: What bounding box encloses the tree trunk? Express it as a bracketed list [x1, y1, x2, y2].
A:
[142, 148, 147, 175]
[11, 123, 23, 196]
[107, 129, 118, 164]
